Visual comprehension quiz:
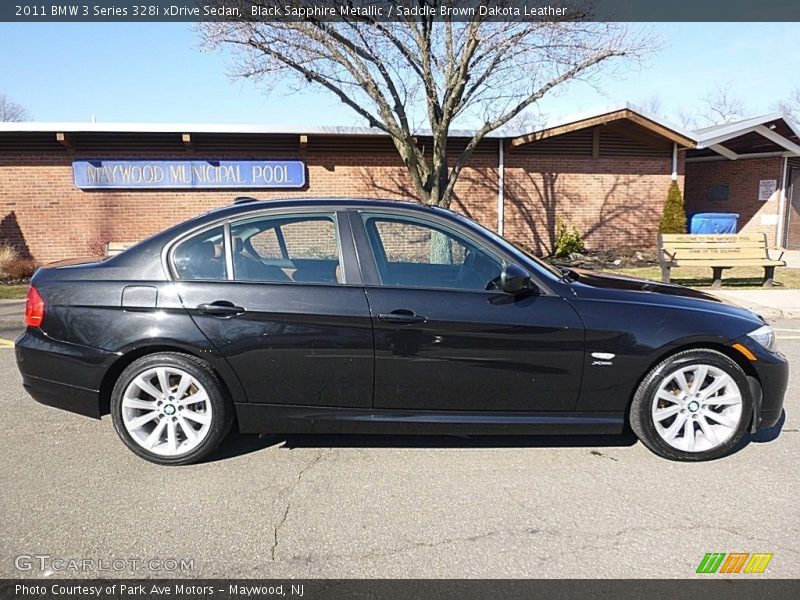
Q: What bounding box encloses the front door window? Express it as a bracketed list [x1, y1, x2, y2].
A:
[361, 214, 504, 291]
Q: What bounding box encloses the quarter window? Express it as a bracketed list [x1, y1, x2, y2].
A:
[362, 214, 503, 291]
[230, 213, 342, 284]
[173, 226, 227, 281]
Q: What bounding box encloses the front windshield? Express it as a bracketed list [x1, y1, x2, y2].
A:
[446, 210, 564, 278]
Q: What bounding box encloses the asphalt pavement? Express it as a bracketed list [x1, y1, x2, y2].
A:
[0, 307, 797, 579]
[0, 300, 24, 342]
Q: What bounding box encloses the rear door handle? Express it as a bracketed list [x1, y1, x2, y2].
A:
[377, 309, 426, 324]
[196, 301, 245, 317]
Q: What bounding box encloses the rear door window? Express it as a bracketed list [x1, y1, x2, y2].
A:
[230, 213, 343, 284]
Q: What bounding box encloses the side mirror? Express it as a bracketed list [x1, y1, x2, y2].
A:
[500, 263, 533, 294]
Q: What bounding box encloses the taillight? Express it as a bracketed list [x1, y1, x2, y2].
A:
[25, 286, 44, 328]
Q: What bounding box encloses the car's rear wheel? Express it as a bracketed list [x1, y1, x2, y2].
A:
[111, 352, 232, 465]
[630, 349, 752, 461]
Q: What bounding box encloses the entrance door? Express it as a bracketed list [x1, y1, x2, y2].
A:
[788, 169, 800, 249]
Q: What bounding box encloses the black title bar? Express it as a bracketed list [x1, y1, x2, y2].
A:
[3, 0, 800, 22]
[2, 579, 800, 600]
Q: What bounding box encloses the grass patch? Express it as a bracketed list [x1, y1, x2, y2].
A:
[600, 266, 800, 289]
[0, 284, 29, 300]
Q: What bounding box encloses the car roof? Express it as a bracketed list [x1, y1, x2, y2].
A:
[101, 197, 457, 276]
[199, 197, 450, 222]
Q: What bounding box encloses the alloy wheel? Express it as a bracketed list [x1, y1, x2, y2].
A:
[121, 366, 213, 457]
[651, 364, 743, 453]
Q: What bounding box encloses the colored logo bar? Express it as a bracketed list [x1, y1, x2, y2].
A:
[697, 552, 773, 574]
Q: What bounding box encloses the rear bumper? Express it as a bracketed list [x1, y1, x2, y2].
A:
[15, 329, 115, 419]
[20, 373, 102, 418]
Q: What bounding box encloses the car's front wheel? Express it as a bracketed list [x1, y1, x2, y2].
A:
[630, 349, 752, 461]
[111, 352, 233, 465]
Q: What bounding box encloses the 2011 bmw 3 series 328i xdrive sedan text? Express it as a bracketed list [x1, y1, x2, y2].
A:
[16, 199, 788, 465]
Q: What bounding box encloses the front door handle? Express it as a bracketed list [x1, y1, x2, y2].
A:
[196, 301, 245, 317]
[377, 309, 426, 325]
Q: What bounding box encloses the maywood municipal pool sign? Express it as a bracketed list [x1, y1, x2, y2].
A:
[72, 160, 306, 189]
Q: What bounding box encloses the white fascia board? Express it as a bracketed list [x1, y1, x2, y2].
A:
[693, 112, 800, 148]
[708, 144, 739, 160]
[685, 151, 788, 163]
[696, 125, 760, 148]
[753, 125, 800, 156]
[0, 121, 505, 139]
[693, 113, 784, 140]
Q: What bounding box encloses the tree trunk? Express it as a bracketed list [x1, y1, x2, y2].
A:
[429, 230, 453, 264]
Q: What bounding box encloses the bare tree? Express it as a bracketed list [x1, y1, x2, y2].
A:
[201, 2, 650, 207]
[0, 93, 31, 122]
[696, 85, 746, 127]
[503, 106, 549, 134]
[774, 87, 800, 123]
[675, 108, 698, 131]
[637, 94, 664, 119]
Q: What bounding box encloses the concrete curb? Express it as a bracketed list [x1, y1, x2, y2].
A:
[748, 307, 800, 320]
[708, 292, 800, 320]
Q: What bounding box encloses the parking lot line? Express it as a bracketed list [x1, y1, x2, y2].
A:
[0, 339, 15, 348]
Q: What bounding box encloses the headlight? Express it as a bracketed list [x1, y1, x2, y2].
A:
[747, 324, 776, 352]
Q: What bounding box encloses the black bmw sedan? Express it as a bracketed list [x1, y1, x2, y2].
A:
[16, 198, 788, 464]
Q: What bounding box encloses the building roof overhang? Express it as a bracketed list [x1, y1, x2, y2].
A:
[2, 105, 797, 159]
[689, 113, 800, 160]
[509, 106, 696, 149]
[0, 121, 501, 138]
[0, 103, 698, 151]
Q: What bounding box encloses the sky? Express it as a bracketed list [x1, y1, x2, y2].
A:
[1, 22, 799, 130]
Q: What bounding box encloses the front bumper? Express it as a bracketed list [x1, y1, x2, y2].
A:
[735, 336, 789, 432]
[15, 328, 116, 419]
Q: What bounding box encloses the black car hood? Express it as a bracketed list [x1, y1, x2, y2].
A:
[567, 268, 762, 321]
[570, 269, 719, 300]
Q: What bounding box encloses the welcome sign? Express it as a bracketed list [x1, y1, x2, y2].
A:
[72, 160, 306, 189]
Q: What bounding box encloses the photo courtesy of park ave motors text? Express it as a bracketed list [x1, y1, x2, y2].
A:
[1, 0, 800, 591]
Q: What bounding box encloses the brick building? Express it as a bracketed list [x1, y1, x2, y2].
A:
[685, 114, 800, 249]
[3, 105, 792, 264]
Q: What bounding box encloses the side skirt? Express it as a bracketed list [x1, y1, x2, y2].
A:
[234, 403, 626, 435]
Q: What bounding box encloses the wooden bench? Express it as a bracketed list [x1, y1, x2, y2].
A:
[658, 233, 786, 288]
[105, 241, 136, 256]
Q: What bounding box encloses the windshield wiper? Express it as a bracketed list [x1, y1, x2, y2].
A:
[556, 266, 578, 282]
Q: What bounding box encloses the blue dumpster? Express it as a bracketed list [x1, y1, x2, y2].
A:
[688, 213, 739, 234]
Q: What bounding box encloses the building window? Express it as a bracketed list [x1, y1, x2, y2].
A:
[707, 184, 729, 202]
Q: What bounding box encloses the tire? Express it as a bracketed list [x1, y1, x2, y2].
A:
[630, 349, 752, 461]
[111, 352, 233, 465]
